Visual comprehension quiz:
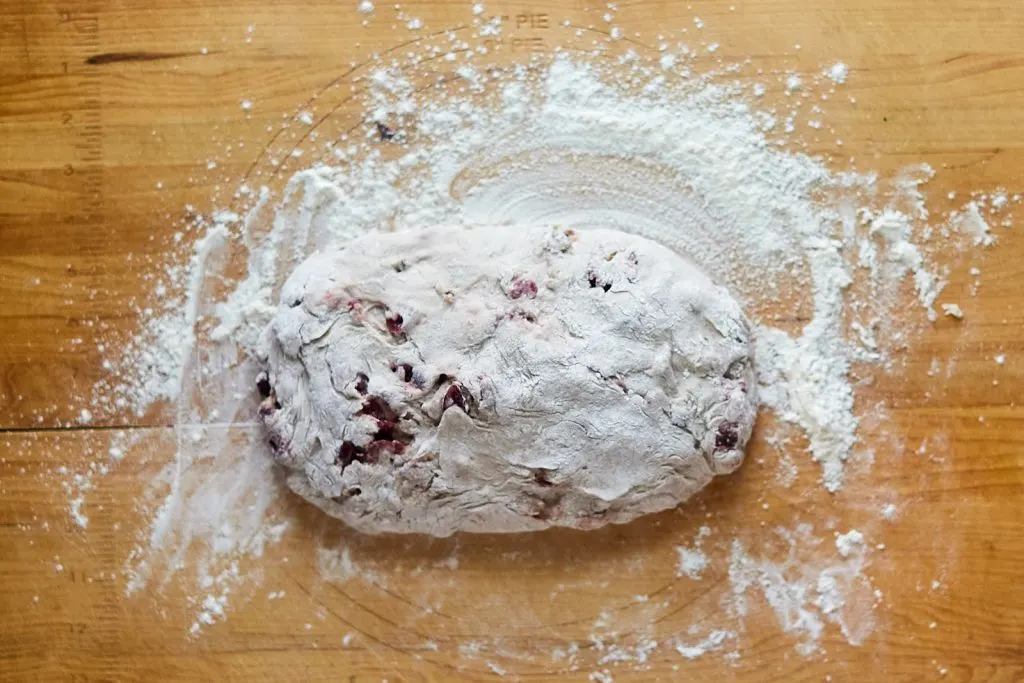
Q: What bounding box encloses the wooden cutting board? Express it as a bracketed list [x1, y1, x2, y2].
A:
[1, 0, 1022, 680]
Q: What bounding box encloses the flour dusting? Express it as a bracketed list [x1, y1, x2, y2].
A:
[676, 525, 712, 579]
[728, 524, 874, 655]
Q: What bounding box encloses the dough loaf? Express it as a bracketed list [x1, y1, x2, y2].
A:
[257, 224, 757, 536]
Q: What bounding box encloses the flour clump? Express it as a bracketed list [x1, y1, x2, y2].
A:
[256, 224, 757, 536]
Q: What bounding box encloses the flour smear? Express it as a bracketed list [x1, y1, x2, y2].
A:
[73, 9, 1016, 678]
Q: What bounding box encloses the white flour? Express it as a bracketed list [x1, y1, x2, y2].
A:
[727, 524, 874, 655]
[825, 62, 849, 84]
[675, 629, 733, 659]
[65, 7, 1018, 676]
[676, 525, 712, 579]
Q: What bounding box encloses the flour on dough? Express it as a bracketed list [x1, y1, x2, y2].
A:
[256, 224, 757, 536]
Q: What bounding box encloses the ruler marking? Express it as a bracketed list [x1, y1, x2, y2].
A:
[72, 11, 104, 223]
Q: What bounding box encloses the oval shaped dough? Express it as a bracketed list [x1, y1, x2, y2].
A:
[257, 224, 757, 536]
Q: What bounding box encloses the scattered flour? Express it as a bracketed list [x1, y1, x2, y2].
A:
[941, 303, 964, 320]
[676, 526, 712, 579]
[728, 524, 874, 654]
[835, 529, 865, 558]
[825, 62, 849, 84]
[675, 629, 733, 659]
[953, 202, 993, 246]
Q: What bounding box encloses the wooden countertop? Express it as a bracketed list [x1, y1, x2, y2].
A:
[1, 0, 1022, 680]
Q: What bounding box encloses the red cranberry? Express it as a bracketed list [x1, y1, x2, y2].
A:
[341, 395, 416, 469]
[354, 373, 369, 395]
[356, 395, 416, 446]
[442, 384, 467, 413]
[337, 441, 367, 469]
[392, 363, 413, 383]
[373, 417, 397, 440]
[256, 372, 272, 399]
[385, 312, 404, 336]
[358, 396, 397, 423]
[509, 276, 538, 300]
[586, 270, 612, 292]
[715, 421, 739, 451]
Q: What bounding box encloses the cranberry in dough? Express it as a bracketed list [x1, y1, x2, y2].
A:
[257, 224, 757, 536]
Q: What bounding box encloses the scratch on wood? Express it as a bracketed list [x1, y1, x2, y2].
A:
[84, 51, 199, 65]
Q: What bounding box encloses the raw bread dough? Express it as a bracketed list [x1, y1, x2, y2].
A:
[257, 224, 757, 536]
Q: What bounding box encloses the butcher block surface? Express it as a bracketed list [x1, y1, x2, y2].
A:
[1, 0, 1023, 681]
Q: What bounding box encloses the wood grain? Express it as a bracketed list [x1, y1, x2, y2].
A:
[1, 0, 1023, 681]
